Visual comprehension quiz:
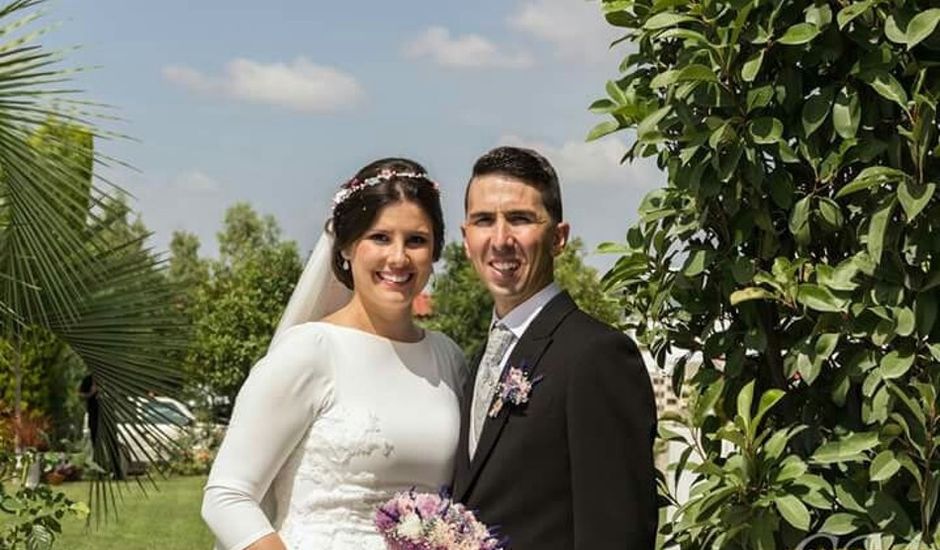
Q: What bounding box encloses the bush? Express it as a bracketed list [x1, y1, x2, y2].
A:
[593, 0, 940, 547]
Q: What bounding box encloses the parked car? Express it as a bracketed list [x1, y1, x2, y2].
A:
[84, 396, 223, 475]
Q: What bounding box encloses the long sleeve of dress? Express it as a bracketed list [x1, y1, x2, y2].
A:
[202, 324, 334, 550]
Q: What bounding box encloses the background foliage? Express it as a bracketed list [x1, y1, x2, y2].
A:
[593, 0, 940, 547]
[174, 203, 301, 421]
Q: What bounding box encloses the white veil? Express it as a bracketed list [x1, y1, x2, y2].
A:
[269, 229, 353, 349]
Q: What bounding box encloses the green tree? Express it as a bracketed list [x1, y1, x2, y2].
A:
[425, 238, 620, 356]
[183, 203, 301, 420]
[593, 0, 940, 547]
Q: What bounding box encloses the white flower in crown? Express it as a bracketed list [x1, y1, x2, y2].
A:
[331, 169, 440, 214]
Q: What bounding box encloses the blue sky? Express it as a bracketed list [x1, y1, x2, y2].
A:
[47, 0, 664, 270]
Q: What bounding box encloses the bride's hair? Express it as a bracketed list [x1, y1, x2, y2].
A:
[329, 157, 444, 289]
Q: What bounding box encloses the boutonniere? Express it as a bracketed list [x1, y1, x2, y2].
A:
[488, 362, 542, 418]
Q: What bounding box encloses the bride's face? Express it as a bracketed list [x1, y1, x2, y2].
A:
[344, 200, 435, 311]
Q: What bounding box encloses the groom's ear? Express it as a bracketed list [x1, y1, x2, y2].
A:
[551, 221, 570, 256]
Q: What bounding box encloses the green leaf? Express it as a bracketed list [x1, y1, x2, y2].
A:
[683, 249, 709, 277]
[776, 456, 807, 482]
[789, 196, 811, 236]
[897, 180, 936, 222]
[867, 198, 896, 264]
[802, 87, 834, 137]
[747, 85, 774, 112]
[885, 15, 908, 44]
[643, 12, 699, 30]
[870, 450, 901, 481]
[811, 431, 879, 463]
[860, 71, 909, 109]
[650, 64, 718, 88]
[930, 344, 940, 362]
[815, 333, 840, 359]
[586, 120, 620, 142]
[881, 349, 915, 379]
[836, 167, 909, 198]
[637, 106, 671, 140]
[833, 86, 860, 139]
[906, 8, 940, 49]
[588, 98, 617, 114]
[837, 1, 872, 30]
[749, 117, 783, 144]
[915, 293, 938, 336]
[730, 287, 776, 305]
[737, 379, 755, 425]
[753, 388, 786, 429]
[893, 307, 915, 337]
[820, 513, 864, 535]
[817, 198, 844, 228]
[775, 494, 811, 531]
[741, 50, 764, 82]
[797, 284, 848, 312]
[778, 22, 820, 45]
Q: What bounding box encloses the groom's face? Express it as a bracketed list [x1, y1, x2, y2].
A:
[462, 174, 569, 317]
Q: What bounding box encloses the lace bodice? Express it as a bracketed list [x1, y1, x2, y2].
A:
[202, 322, 466, 550]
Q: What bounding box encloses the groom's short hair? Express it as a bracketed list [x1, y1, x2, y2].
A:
[467, 146, 563, 223]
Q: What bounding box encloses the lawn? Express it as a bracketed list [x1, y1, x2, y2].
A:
[53, 475, 214, 550]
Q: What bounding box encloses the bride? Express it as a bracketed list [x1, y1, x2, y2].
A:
[201, 158, 466, 549]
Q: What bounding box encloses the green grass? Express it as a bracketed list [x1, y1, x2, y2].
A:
[53, 475, 214, 550]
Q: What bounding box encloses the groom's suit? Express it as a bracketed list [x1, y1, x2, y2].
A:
[453, 290, 657, 550]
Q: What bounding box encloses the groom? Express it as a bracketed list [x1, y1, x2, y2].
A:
[452, 146, 658, 549]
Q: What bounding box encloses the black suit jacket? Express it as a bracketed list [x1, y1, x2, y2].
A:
[452, 291, 657, 550]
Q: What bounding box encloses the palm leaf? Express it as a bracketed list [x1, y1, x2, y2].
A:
[0, 0, 189, 522]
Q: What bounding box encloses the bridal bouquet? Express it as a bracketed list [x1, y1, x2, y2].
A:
[374, 490, 504, 550]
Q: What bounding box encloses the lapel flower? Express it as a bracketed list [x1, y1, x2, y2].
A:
[488, 362, 542, 418]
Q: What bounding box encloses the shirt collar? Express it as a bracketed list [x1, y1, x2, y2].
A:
[491, 282, 562, 340]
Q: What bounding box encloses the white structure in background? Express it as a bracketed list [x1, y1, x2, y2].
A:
[638, 344, 698, 511]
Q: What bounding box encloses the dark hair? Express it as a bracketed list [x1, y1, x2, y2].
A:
[466, 146, 563, 222]
[329, 157, 444, 289]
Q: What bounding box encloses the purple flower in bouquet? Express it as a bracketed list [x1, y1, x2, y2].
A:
[374, 490, 504, 550]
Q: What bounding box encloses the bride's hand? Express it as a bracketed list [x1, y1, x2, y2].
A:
[246, 533, 288, 550]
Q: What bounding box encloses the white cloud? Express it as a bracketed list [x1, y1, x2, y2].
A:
[171, 170, 222, 194]
[508, 0, 621, 63]
[497, 134, 662, 187]
[162, 57, 364, 113]
[403, 26, 533, 68]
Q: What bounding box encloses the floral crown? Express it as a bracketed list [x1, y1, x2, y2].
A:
[331, 169, 440, 214]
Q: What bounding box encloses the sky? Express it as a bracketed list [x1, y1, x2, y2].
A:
[45, 0, 665, 271]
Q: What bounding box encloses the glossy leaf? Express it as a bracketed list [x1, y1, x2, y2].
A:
[897, 180, 935, 222]
[833, 86, 860, 139]
[837, 1, 872, 30]
[867, 198, 896, 264]
[811, 431, 879, 463]
[835, 167, 909, 198]
[778, 23, 820, 45]
[797, 284, 848, 312]
[905, 9, 940, 49]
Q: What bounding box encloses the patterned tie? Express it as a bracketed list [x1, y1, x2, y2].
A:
[469, 323, 516, 458]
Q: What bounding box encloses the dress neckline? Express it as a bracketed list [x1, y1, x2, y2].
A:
[313, 321, 429, 345]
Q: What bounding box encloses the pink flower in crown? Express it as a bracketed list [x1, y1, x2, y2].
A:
[488, 361, 542, 418]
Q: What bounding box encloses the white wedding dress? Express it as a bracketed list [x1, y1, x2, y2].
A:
[202, 321, 466, 550]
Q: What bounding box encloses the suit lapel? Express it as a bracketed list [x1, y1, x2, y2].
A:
[457, 292, 577, 502]
[453, 346, 484, 497]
